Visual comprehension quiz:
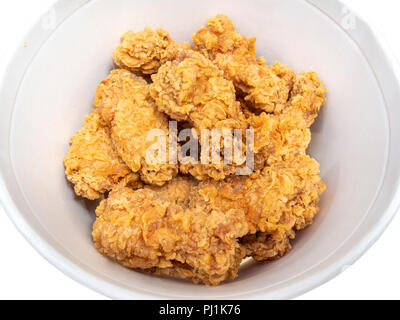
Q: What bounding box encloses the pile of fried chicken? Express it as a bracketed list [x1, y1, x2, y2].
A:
[64, 15, 326, 286]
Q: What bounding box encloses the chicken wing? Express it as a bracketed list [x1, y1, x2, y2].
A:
[113, 27, 187, 75]
[92, 177, 249, 285]
[247, 71, 326, 170]
[64, 109, 132, 200]
[181, 70, 326, 181]
[150, 49, 243, 130]
[193, 14, 295, 113]
[92, 153, 325, 285]
[95, 69, 178, 186]
[94, 69, 147, 124]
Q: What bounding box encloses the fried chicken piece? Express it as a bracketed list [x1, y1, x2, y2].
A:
[93, 153, 325, 284]
[113, 27, 188, 75]
[94, 69, 178, 186]
[64, 109, 133, 200]
[181, 71, 326, 181]
[247, 105, 311, 171]
[149, 49, 250, 181]
[215, 72, 325, 262]
[184, 154, 325, 264]
[247, 71, 326, 169]
[150, 50, 243, 130]
[192, 154, 325, 236]
[193, 14, 295, 113]
[94, 69, 148, 123]
[92, 177, 249, 285]
[68, 16, 328, 285]
[289, 71, 327, 127]
[111, 97, 178, 186]
[178, 129, 253, 181]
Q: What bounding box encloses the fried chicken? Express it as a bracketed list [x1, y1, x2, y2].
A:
[193, 14, 295, 113]
[113, 27, 188, 75]
[179, 162, 237, 182]
[64, 109, 133, 200]
[180, 70, 326, 180]
[92, 154, 325, 285]
[92, 177, 249, 285]
[150, 50, 243, 130]
[94, 69, 178, 186]
[94, 69, 148, 123]
[110, 91, 178, 186]
[66, 15, 328, 286]
[178, 122, 253, 181]
[245, 71, 326, 172]
[149, 49, 252, 181]
[195, 155, 325, 233]
[149, 49, 253, 181]
[189, 154, 325, 264]
[288, 72, 326, 127]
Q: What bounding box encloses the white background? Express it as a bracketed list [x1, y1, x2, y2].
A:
[0, 0, 399, 300]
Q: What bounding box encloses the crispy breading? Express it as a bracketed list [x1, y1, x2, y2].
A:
[150, 50, 243, 130]
[65, 15, 328, 286]
[94, 69, 148, 123]
[241, 232, 291, 262]
[288, 71, 326, 127]
[179, 162, 237, 182]
[92, 177, 249, 285]
[150, 49, 249, 181]
[64, 109, 132, 200]
[193, 14, 295, 113]
[179, 156, 325, 268]
[94, 69, 178, 186]
[149, 247, 246, 284]
[180, 71, 326, 181]
[111, 95, 178, 186]
[113, 27, 186, 75]
[247, 71, 326, 169]
[92, 154, 324, 284]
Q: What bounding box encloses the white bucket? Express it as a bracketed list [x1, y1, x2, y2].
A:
[0, 0, 399, 299]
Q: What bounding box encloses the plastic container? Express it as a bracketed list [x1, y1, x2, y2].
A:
[0, 0, 399, 299]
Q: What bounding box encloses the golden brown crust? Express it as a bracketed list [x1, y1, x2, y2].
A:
[94, 69, 148, 124]
[92, 178, 249, 285]
[94, 69, 178, 186]
[150, 49, 250, 181]
[246, 71, 327, 168]
[149, 246, 246, 285]
[110, 93, 178, 186]
[113, 28, 184, 75]
[150, 50, 242, 130]
[92, 154, 325, 284]
[65, 15, 328, 285]
[289, 72, 327, 126]
[193, 14, 296, 113]
[241, 232, 292, 262]
[191, 154, 326, 236]
[64, 109, 132, 200]
[179, 162, 237, 182]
